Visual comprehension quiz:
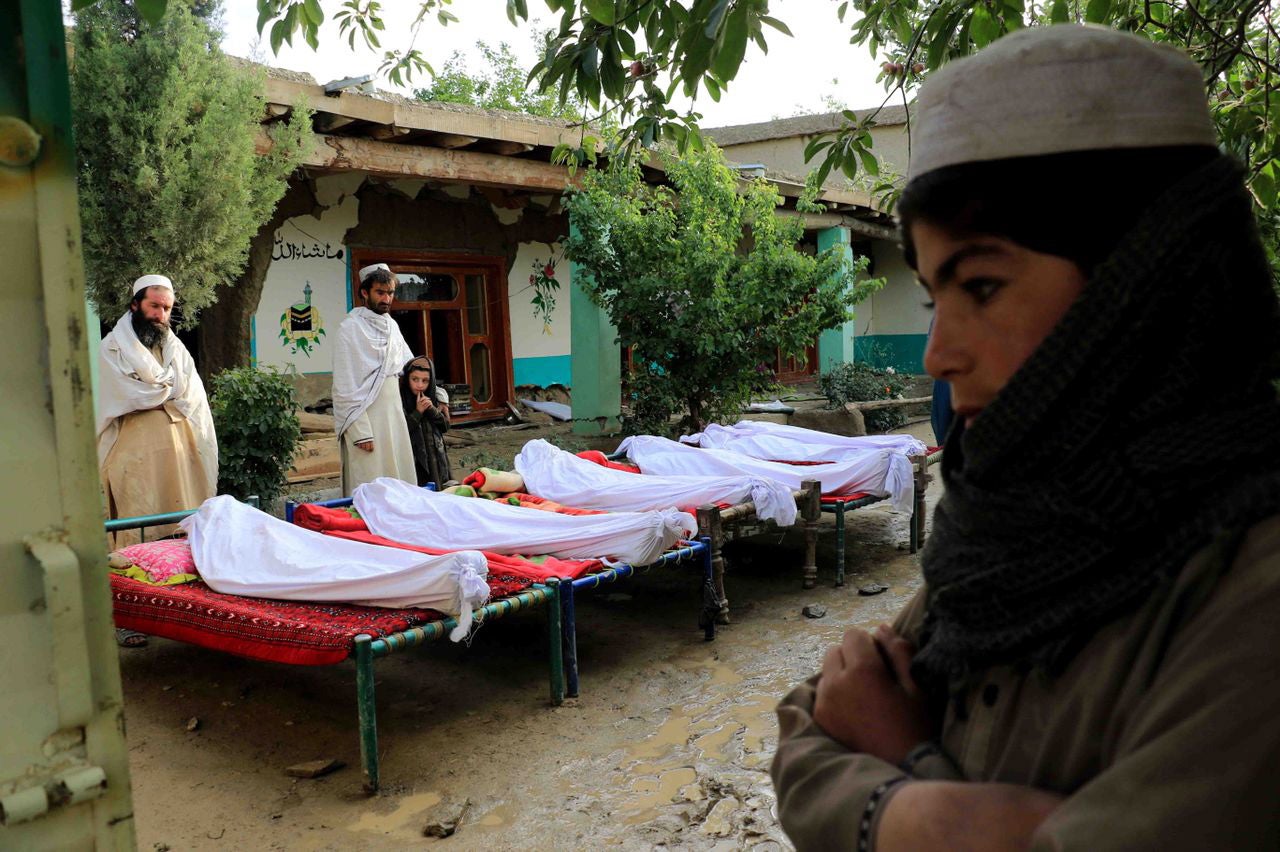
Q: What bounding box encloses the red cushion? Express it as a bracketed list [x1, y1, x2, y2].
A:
[576, 450, 641, 473]
[292, 503, 366, 533]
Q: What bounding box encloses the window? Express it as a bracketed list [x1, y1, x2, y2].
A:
[469, 343, 491, 403]
[465, 274, 487, 334]
[396, 273, 458, 303]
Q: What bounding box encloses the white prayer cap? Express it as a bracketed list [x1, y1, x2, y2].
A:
[908, 25, 1218, 181]
[359, 263, 391, 282]
[132, 274, 174, 296]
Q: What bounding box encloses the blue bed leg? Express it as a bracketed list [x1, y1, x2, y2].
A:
[699, 537, 717, 642]
[561, 578, 580, 698]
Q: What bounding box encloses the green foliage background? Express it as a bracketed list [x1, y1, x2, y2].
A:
[414, 38, 584, 121]
[819, 360, 914, 432]
[566, 145, 883, 435]
[209, 366, 301, 505]
[71, 0, 311, 326]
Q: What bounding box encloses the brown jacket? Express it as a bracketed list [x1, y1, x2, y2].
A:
[772, 515, 1280, 850]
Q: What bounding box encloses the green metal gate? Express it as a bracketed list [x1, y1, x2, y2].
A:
[0, 1, 135, 847]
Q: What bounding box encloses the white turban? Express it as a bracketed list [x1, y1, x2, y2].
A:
[359, 263, 391, 283]
[132, 274, 174, 296]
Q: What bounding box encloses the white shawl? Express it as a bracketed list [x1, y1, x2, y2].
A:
[514, 439, 798, 526]
[182, 495, 491, 641]
[332, 307, 414, 437]
[96, 312, 218, 493]
[353, 477, 697, 566]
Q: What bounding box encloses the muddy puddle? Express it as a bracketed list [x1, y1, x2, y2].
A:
[121, 425, 937, 851]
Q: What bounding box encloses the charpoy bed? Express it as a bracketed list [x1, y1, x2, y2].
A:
[286, 496, 717, 700]
[107, 502, 711, 794]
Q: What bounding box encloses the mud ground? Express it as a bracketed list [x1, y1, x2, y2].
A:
[121, 421, 937, 851]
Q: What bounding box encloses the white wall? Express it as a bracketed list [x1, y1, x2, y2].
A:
[861, 240, 928, 337]
[507, 239, 572, 386]
[253, 174, 363, 374]
[508, 240, 571, 358]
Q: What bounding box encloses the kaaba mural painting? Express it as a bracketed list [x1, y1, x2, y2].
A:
[278, 282, 326, 356]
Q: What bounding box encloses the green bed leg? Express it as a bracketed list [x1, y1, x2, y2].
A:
[546, 582, 565, 706]
[354, 633, 379, 794]
[835, 503, 846, 587]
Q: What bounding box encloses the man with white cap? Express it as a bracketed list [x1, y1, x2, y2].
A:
[97, 274, 218, 548]
[772, 24, 1280, 851]
[332, 263, 416, 496]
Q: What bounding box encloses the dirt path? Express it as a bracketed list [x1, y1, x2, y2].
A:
[122, 423, 938, 851]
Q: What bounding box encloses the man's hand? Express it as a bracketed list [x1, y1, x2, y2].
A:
[416, 393, 433, 413]
[813, 623, 934, 764]
[356, 440, 375, 453]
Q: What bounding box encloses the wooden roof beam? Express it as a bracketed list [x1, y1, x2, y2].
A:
[263, 104, 292, 123]
[481, 140, 536, 156]
[260, 130, 577, 193]
[314, 114, 359, 133]
[265, 75, 591, 150]
[427, 132, 480, 149]
[368, 124, 414, 142]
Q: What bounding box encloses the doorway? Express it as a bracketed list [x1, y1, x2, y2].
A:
[351, 250, 513, 423]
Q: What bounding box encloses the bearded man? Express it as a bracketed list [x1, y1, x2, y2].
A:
[97, 274, 218, 546]
[332, 263, 416, 496]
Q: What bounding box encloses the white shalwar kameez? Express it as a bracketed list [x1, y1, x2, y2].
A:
[332, 307, 416, 497]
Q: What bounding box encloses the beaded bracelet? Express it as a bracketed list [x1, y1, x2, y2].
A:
[857, 776, 909, 852]
[899, 740, 963, 779]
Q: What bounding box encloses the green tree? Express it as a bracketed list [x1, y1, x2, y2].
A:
[414, 39, 585, 120]
[566, 145, 881, 434]
[71, 0, 310, 326]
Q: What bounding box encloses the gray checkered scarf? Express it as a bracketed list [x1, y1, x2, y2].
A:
[913, 156, 1280, 701]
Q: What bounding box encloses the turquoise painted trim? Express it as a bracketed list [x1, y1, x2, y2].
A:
[514, 354, 571, 387]
[345, 251, 354, 312]
[250, 315, 257, 366]
[816, 226, 855, 371]
[568, 219, 621, 435]
[853, 333, 929, 373]
[85, 298, 100, 402]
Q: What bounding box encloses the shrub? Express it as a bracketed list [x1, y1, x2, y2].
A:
[819, 361, 913, 432]
[209, 366, 301, 505]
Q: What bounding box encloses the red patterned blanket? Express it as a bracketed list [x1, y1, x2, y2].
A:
[110, 575, 454, 666]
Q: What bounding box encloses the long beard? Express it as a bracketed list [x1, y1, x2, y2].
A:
[131, 309, 169, 349]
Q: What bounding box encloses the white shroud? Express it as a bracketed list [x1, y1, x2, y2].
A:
[514, 439, 798, 526]
[181, 495, 490, 641]
[681, 421, 927, 459]
[353, 476, 697, 566]
[618, 434, 916, 514]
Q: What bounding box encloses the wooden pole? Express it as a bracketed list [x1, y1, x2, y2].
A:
[800, 480, 822, 589]
[697, 504, 729, 624]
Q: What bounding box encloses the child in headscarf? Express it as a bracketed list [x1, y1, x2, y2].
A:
[399, 357, 453, 489]
[772, 25, 1280, 851]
